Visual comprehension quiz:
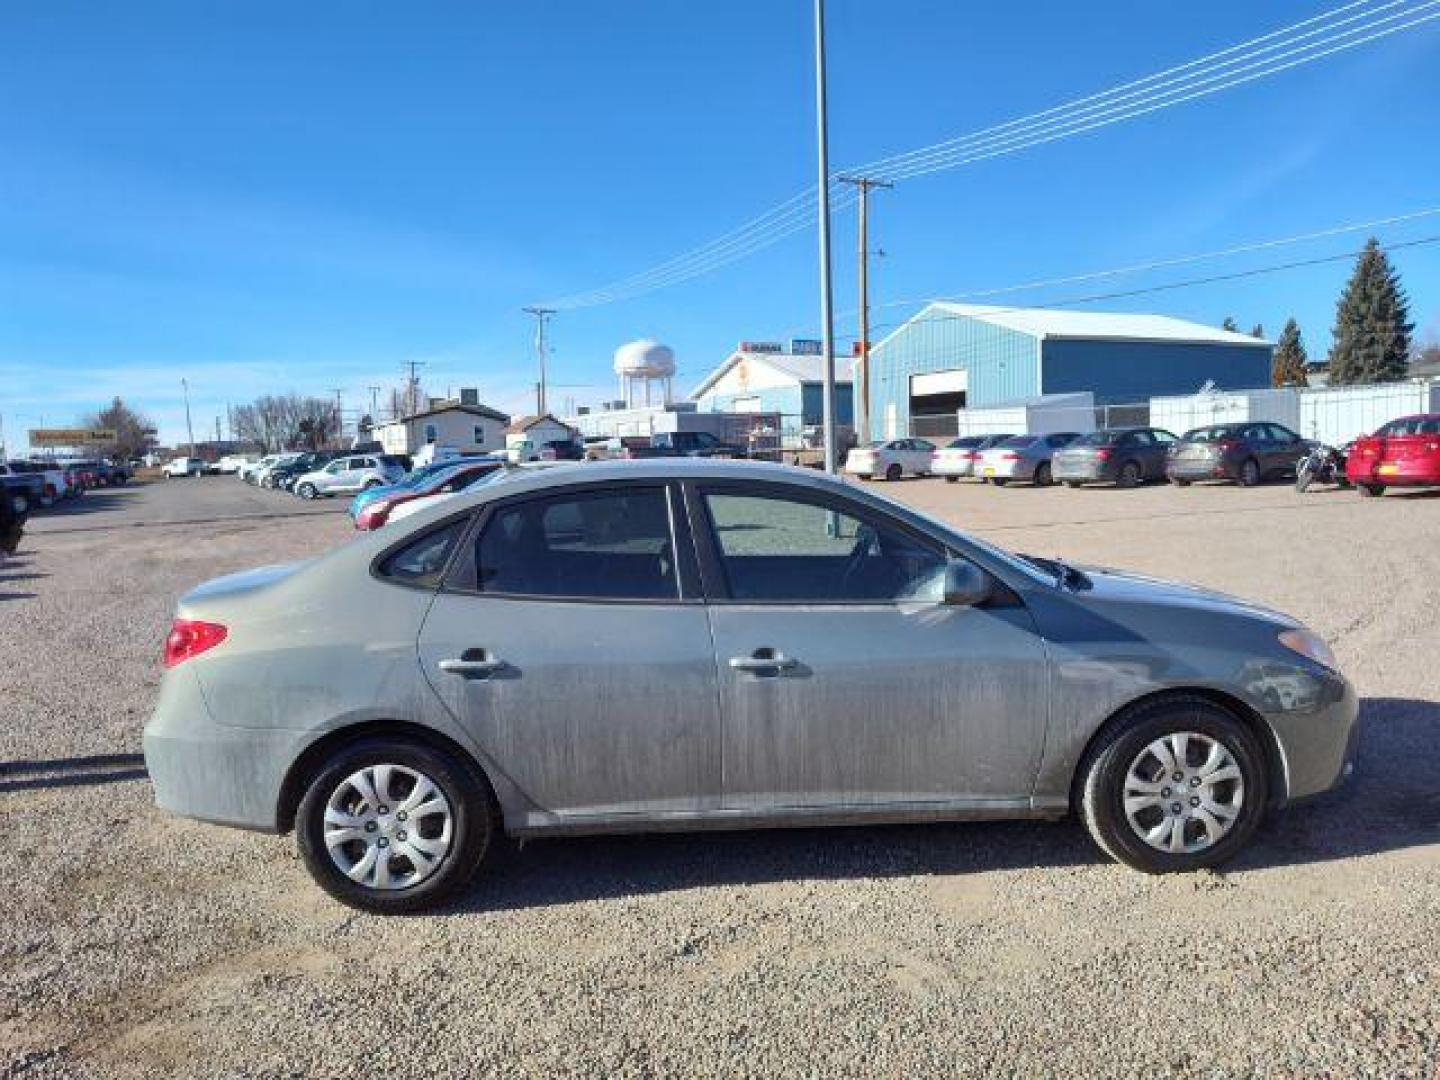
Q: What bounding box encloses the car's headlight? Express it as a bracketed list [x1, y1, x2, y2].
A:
[1278, 628, 1339, 672]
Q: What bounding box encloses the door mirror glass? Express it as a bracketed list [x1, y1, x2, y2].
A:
[942, 559, 992, 607]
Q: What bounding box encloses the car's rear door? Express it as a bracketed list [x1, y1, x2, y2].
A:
[687, 479, 1049, 810]
[417, 480, 722, 819]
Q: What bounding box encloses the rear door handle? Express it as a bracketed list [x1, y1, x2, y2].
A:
[729, 650, 798, 674]
[438, 651, 507, 679]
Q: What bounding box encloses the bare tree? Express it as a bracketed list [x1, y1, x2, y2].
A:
[82, 397, 157, 460]
[231, 393, 339, 453]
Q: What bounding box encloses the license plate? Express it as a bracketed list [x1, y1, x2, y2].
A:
[1378, 463, 1399, 475]
[983, 467, 996, 477]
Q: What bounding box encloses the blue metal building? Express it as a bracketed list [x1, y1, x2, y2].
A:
[866, 303, 1273, 439]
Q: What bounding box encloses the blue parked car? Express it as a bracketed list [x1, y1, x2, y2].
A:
[347, 457, 500, 519]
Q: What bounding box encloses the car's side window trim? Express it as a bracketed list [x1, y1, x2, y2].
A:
[439, 479, 702, 606]
[682, 479, 956, 607]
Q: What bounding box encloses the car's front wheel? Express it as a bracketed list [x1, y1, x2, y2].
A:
[296, 738, 497, 913]
[1078, 696, 1267, 873]
[1239, 457, 1262, 487]
[297, 483, 318, 500]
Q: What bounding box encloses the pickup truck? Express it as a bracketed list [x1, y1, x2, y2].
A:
[615, 431, 747, 460]
[1, 470, 45, 514]
[2, 461, 70, 506]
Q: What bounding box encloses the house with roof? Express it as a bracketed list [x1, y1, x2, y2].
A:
[373, 389, 510, 457]
[865, 303, 1274, 440]
[689, 341, 854, 438]
[504, 413, 578, 461]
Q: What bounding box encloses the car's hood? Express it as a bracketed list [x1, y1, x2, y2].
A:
[1073, 564, 1296, 626]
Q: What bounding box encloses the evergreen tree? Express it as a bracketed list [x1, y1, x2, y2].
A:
[1271, 317, 1309, 387]
[1222, 316, 1239, 332]
[1250, 323, 1264, 339]
[1328, 237, 1413, 384]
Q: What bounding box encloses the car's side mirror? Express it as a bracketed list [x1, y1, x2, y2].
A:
[942, 559, 992, 607]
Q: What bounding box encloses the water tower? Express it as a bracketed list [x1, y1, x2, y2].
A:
[613, 340, 676, 408]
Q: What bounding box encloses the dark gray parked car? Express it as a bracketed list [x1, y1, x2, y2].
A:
[1053, 427, 1179, 488]
[144, 460, 1357, 913]
[1167, 422, 1314, 487]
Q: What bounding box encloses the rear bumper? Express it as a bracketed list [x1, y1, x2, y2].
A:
[1052, 458, 1115, 482]
[978, 460, 1026, 480]
[1346, 461, 1440, 487]
[1167, 460, 1232, 482]
[930, 458, 977, 477]
[142, 668, 298, 832]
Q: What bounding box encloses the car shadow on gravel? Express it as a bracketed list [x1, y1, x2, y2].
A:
[34, 489, 143, 518]
[450, 696, 1438, 913]
[1237, 696, 1440, 871]
[0, 753, 148, 793]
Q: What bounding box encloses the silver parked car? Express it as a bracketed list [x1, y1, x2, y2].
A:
[978, 432, 1081, 487]
[144, 459, 1357, 913]
[294, 454, 406, 499]
[930, 433, 1017, 482]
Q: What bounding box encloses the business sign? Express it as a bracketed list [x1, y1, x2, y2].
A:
[28, 428, 116, 447]
[738, 340, 784, 354]
[789, 338, 824, 356]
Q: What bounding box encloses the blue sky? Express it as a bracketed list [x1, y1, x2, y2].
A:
[2, 0, 1438, 449]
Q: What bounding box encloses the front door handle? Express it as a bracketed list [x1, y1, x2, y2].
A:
[729, 649, 798, 675]
[438, 650, 506, 679]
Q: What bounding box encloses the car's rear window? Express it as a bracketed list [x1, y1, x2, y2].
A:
[998, 436, 1038, 448]
[946, 437, 985, 449]
[1073, 430, 1122, 446]
[1184, 426, 1242, 442]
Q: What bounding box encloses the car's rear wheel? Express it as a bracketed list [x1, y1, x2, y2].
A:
[297, 482, 318, 500]
[296, 738, 497, 914]
[991, 477, 1008, 487]
[1239, 457, 1262, 487]
[1065, 481, 1083, 489]
[1034, 462, 1053, 487]
[1358, 483, 1385, 498]
[884, 463, 902, 482]
[944, 475, 958, 484]
[1079, 697, 1267, 873]
[1117, 461, 1142, 489]
[1170, 477, 1190, 487]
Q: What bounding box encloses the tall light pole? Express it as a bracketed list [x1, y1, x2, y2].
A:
[813, 0, 838, 473]
[837, 175, 892, 444]
[522, 307, 555, 415]
[180, 378, 196, 455]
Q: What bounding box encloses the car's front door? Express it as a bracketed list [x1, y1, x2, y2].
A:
[417, 482, 722, 818]
[1264, 424, 1304, 475]
[688, 481, 1050, 810]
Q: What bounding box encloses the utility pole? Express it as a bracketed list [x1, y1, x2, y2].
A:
[522, 307, 555, 415]
[403, 360, 426, 416]
[837, 175, 892, 444]
[367, 386, 381, 425]
[330, 388, 344, 443]
[214, 415, 222, 443]
[813, 0, 838, 473]
[181, 378, 195, 455]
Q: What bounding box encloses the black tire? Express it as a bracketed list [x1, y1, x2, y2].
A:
[1033, 462, 1053, 488]
[1117, 461, 1142, 489]
[1295, 466, 1313, 494]
[1078, 696, 1268, 874]
[296, 737, 497, 914]
[944, 475, 958, 484]
[991, 477, 1008, 487]
[1170, 477, 1190, 487]
[1065, 481, 1083, 489]
[297, 482, 317, 500]
[363, 478, 383, 490]
[884, 463, 902, 482]
[1358, 483, 1384, 498]
[1239, 457, 1261, 487]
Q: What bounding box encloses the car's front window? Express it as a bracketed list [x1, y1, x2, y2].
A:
[701, 489, 948, 603]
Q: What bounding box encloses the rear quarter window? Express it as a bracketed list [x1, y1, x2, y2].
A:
[378, 519, 468, 588]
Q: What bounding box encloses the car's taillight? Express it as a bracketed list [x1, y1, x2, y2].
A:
[1095, 448, 1112, 460]
[164, 619, 228, 668]
[1001, 452, 1019, 461]
[1217, 441, 1236, 452]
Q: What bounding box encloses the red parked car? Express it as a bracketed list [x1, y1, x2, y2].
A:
[1345, 413, 1440, 496]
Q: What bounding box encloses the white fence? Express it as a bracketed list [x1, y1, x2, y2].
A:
[1298, 382, 1440, 445]
[1151, 380, 1438, 444]
[951, 392, 1096, 437]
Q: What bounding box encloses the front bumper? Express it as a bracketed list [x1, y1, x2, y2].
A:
[1266, 670, 1360, 803]
[142, 668, 300, 832]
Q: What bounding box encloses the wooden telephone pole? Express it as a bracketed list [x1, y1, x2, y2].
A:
[837, 175, 892, 444]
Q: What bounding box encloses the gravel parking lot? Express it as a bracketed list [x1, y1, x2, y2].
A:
[3, 473, 1438, 1077]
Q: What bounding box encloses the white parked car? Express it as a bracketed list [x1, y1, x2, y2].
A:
[216, 454, 257, 475]
[252, 453, 306, 487]
[163, 457, 203, 478]
[843, 438, 937, 481]
[294, 454, 406, 499]
[930, 434, 1017, 482]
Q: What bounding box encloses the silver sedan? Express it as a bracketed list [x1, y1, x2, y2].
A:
[144, 459, 1358, 913]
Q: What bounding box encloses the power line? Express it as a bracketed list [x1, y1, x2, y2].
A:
[534, 0, 1440, 309]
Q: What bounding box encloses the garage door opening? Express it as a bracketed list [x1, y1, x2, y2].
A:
[909, 370, 967, 438]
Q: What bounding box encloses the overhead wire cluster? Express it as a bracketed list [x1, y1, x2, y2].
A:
[536, 0, 1440, 311]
